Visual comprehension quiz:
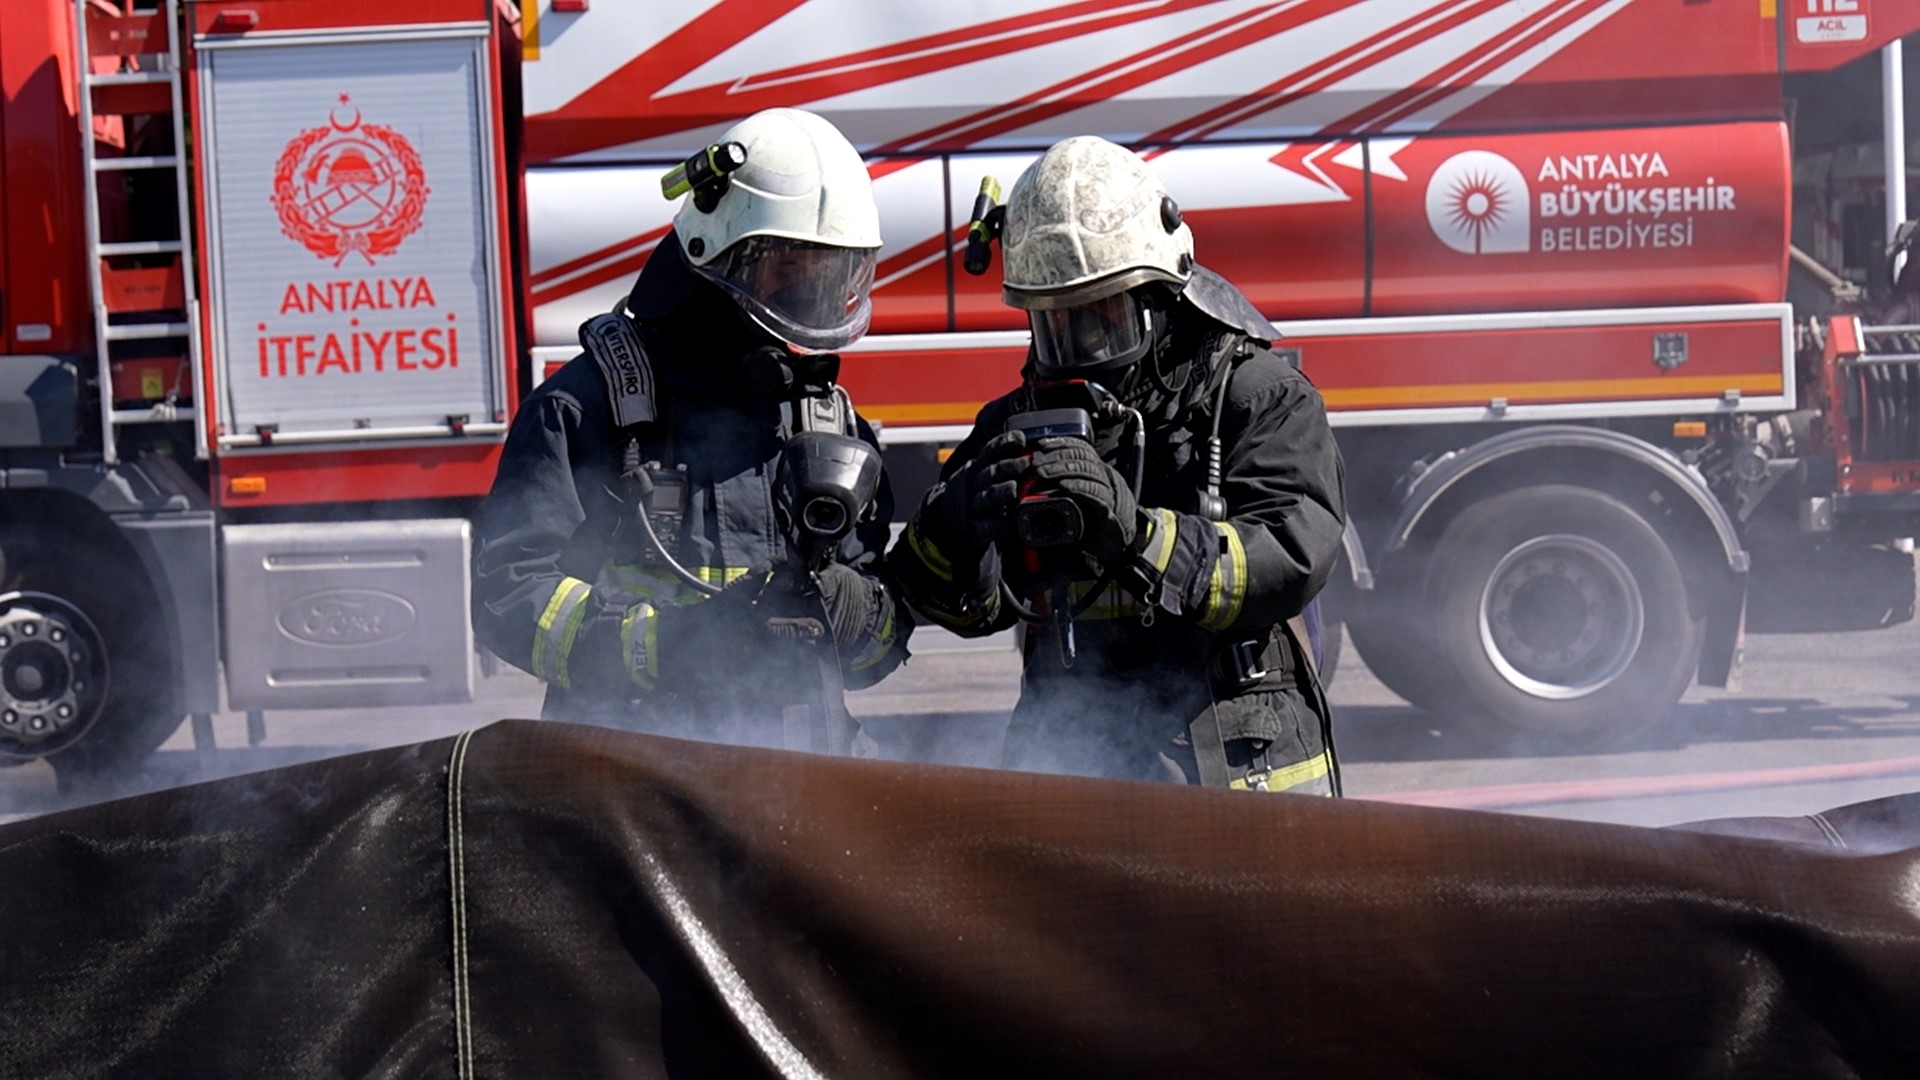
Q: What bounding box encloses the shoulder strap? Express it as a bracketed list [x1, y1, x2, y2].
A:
[579, 312, 657, 429]
[1182, 333, 1253, 521]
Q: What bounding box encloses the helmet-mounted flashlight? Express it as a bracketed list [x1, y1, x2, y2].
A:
[661, 141, 749, 213]
[963, 175, 1005, 277]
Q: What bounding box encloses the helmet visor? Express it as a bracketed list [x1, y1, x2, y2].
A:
[702, 235, 877, 351]
[1029, 291, 1152, 375]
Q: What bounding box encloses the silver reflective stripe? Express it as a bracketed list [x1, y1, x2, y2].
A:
[620, 602, 658, 689]
[1138, 507, 1179, 573]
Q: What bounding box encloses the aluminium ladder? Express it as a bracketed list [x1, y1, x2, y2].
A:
[73, 0, 205, 464]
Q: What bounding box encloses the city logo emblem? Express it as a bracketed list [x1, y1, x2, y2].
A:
[271, 95, 428, 265]
[1425, 150, 1529, 255]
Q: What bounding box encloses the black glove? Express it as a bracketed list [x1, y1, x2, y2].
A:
[813, 563, 888, 651]
[650, 566, 773, 687]
[1027, 436, 1139, 569]
[918, 429, 1031, 554]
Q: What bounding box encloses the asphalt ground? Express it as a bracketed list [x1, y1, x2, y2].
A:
[6, 599, 1920, 831]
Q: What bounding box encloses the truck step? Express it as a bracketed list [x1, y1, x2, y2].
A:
[104, 321, 190, 342]
[98, 240, 183, 257]
[91, 155, 179, 172]
[109, 405, 196, 426]
[86, 71, 174, 87]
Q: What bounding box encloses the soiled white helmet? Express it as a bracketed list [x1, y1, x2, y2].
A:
[674, 108, 882, 351]
[1001, 136, 1194, 376]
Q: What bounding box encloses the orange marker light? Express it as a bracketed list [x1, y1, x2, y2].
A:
[228, 475, 267, 496]
[1672, 421, 1708, 438]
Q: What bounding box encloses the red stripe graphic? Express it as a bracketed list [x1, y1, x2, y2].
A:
[1333, 0, 1609, 137]
[530, 224, 671, 290]
[530, 0, 1223, 164]
[530, 2, 1628, 314]
[874, 229, 957, 288]
[1142, 0, 1506, 147]
[529, 159, 928, 305]
[871, 2, 1341, 157]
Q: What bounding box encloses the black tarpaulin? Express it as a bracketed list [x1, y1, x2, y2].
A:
[3, 720, 1918, 1078]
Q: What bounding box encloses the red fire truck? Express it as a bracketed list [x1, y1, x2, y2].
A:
[2, 1, 1917, 777]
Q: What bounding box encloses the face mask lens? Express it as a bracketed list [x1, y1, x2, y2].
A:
[706, 236, 877, 350]
[1031, 292, 1146, 373]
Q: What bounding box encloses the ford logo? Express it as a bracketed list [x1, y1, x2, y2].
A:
[278, 589, 416, 646]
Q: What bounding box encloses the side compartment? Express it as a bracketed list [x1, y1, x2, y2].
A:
[221, 518, 474, 711]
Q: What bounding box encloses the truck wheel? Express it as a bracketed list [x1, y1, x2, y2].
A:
[0, 527, 182, 779]
[1425, 485, 1703, 745]
[1343, 554, 1463, 711]
[1316, 614, 1343, 685]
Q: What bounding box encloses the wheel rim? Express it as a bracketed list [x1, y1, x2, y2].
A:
[0, 591, 112, 758]
[1476, 535, 1644, 701]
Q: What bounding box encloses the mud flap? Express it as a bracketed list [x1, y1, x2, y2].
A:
[1696, 576, 1747, 691]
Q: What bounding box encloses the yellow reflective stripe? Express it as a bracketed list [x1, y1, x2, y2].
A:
[1227, 751, 1332, 794]
[601, 562, 750, 603]
[531, 577, 590, 684]
[645, 606, 661, 682]
[1065, 578, 1143, 621]
[619, 603, 657, 690]
[552, 588, 593, 689]
[1139, 508, 1179, 574]
[905, 518, 955, 582]
[1199, 523, 1249, 632]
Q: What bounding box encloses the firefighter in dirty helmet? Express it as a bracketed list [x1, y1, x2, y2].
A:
[890, 136, 1346, 791]
[474, 108, 909, 749]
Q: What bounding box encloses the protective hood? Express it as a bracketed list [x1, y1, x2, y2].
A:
[1181, 264, 1279, 346]
[624, 235, 828, 398]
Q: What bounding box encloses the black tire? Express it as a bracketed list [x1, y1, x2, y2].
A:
[1317, 613, 1343, 686]
[1424, 485, 1704, 746]
[1343, 552, 1464, 711]
[0, 526, 183, 779]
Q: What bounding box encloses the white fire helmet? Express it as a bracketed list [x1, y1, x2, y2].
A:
[674, 108, 882, 351]
[1001, 136, 1194, 376]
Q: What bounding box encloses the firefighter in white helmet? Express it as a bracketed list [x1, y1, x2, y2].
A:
[475, 108, 909, 749]
[892, 136, 1347, 791]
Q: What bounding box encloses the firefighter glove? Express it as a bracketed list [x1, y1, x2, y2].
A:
[964, 429, 1032, 547]
[814, 562, 888, 651]
[1028, 436, 1139, 569]
[650, 565, 774, 687]
[920, 428, 1030, 554]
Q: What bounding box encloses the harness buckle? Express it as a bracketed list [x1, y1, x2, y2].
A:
[1229, 638, 1268, 684]
[1229, 768, 1273, 793]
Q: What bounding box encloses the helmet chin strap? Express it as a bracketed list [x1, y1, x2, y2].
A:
[1108, 305, 1186, 413]
[1143, 329, 1190, 399]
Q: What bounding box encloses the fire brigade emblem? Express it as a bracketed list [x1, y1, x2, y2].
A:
[271, 95, 428, 265]
[1425, 150, 1530, 256]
